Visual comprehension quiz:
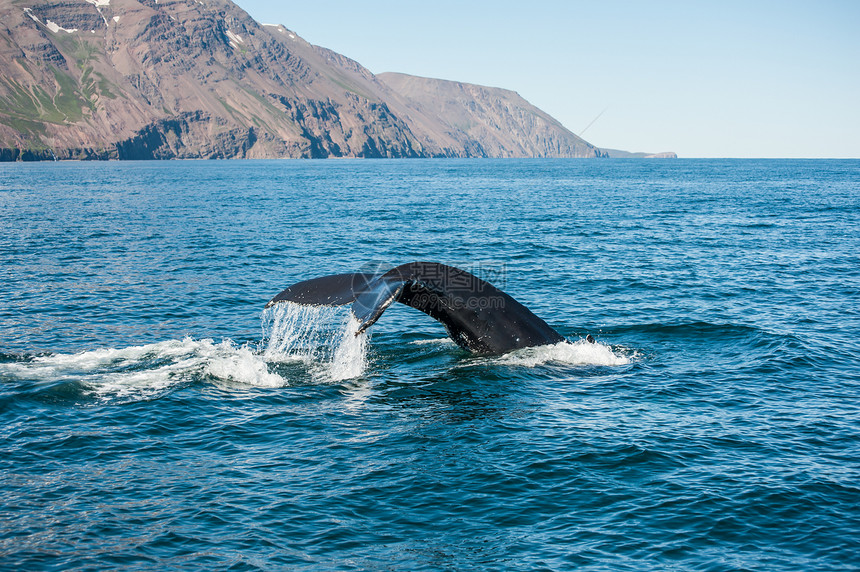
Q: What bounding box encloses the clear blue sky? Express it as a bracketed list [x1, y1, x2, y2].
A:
[234, 1, 859, 158]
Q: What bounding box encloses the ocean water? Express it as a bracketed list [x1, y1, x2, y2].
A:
[0, 159, 858, 571]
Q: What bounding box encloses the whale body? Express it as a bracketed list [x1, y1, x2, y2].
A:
[266, 262, 566, 355]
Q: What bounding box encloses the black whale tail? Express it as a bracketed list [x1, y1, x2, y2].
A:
[266, 262, 566, 355]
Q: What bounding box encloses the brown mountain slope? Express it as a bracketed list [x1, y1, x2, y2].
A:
[1, 0, 428, 159]
[378, 72, 604, 158]
[0, 0, 606, 160]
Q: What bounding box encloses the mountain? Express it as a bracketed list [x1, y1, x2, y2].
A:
[601, 148, 678, 159]
[0, 0, 612, 160]
[378, 73, 602, 158]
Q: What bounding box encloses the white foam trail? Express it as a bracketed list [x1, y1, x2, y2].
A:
[204, 344, 285, 388]
[494, 339, 632, 367]
[409, 338, 457, 347]
[1, 315, 625, 402]
[262, 303, 369, 382]
[2, 339, 197, 378]
[0, 305, 371, 402]
[0, 337, 289, 402]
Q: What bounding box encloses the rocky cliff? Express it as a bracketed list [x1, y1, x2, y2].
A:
[0, 0, 609, 160]
[379, 73, 604, 158]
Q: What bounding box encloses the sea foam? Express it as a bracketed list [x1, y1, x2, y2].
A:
[0, 337, 287, 402]
[0, 305, 372, 402]
[494, 339, 633, 368]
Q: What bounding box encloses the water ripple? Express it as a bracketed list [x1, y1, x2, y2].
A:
[1, 159, 859, 570]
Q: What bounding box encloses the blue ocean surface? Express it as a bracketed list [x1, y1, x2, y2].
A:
[0, 159, 858, 571]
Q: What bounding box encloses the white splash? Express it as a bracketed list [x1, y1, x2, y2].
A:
[329, 316, 369, 382]
[262, 303, 369, 383]
[204, 344, 285, 387]
[0, 337, 288, 402]
[494, 339, 632, 368]
[409, 338, 457, 347]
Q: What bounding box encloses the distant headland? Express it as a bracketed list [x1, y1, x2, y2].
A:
[0, 0, 673, 161]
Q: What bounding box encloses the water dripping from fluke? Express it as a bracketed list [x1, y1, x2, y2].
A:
[262, 303, 370, 383]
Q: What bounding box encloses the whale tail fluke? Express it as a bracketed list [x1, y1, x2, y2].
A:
[266, 262, 566, 354]
[264, 272, 375, 308]
[351, 278, 405, 334]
